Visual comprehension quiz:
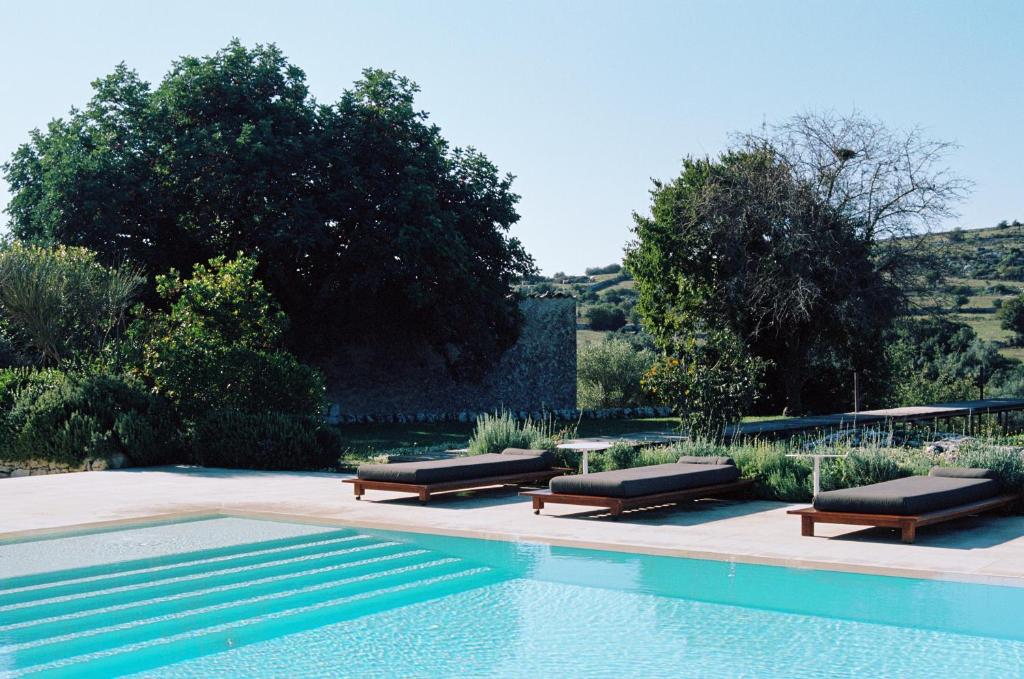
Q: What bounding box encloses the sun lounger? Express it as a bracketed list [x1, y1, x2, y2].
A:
[788, 467, 1021, 543]
[521, 456, 754, 517]
[343, 448, 568, 502]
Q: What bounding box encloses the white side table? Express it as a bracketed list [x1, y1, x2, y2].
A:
[555, 441, 615, 474]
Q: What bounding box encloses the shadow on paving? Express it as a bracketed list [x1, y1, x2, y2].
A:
[821, 515, 1023, 549]
[537, 498, 782, 526]
[366, 484, 539, 509]
[108, 466, 343, 480]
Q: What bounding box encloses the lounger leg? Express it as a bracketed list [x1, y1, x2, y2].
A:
[532, 497, 544, 515]
[353, 482, 364, 500]
[609, 503, 623, 519]
[801, 516, 815, 537]
[901, 521, 916, 544]
[418, 489, 430, 504]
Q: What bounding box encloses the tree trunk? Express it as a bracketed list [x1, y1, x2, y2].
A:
[781, 337, 806, 415]
[784, 370, 805, 415]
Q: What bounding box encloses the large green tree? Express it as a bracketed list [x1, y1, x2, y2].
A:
[627, 114, 967, 414]
[628, 148, 893, 414]
[3, 41, 534, 374]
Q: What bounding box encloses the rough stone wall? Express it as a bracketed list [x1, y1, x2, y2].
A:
[0, 454, 126, 478]
[324, 298, 577, 422]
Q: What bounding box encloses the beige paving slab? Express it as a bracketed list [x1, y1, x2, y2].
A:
[2, 466, 1023, 586]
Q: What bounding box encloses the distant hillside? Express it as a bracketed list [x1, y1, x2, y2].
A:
[909, 222, 1024, 360]
[922, 221, 1024, 281]
[527, 221, 1024, 354]
[519, 264, 639, 340]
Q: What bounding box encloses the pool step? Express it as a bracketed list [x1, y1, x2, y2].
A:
[0, 538, 408, 624]
[0, 534, 501, 678]
[0, 547, 431, 640]
[0, 532, 379, 606]
[0, 527, 364, 593]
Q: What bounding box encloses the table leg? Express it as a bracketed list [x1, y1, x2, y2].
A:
[582, 450, 589, 474]
[812, 456, 821, 498]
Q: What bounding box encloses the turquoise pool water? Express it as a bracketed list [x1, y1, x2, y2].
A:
[1, 517, 1023, 678]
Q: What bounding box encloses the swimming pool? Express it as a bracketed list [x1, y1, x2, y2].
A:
[1, 516, 1022, 678]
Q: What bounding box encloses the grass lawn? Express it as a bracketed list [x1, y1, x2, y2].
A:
[589, 274, 634, 292]
[576, 329, 610, 346]
[954, 312, 1014, 343]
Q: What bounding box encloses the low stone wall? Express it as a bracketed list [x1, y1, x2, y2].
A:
[324, 297, 579, 424]
[0, 454, 127, 479]
[0, 460, 79, 478]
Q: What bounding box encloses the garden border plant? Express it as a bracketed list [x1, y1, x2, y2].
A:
[587, 437, 1024, 506]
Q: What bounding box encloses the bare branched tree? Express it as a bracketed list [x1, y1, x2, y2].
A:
[741, 111, 971, 308]
[744, 111, 971, 239]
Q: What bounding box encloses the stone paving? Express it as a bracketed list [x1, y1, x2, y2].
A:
[2, 466, 1023, 586]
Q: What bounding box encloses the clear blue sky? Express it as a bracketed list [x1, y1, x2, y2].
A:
[1, 1, 1021, 275]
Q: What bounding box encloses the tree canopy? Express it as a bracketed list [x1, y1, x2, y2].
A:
[3, 40, 535, 374]
[626, 113, 966, 414]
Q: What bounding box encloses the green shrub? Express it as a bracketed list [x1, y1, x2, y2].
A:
[0, 329, 21, 368]
[577, 338, 657, 409]
[191, 410, 336, 470]
[1, 369, 180, 467]
[0, 367, 76, 453]
[139, 254, 331, 469]
[0, 242, 143, 365]
[818, 450, 917, 493]
[585, 264, 623, 276]
[467, 410, 559, 455]
[592, 438, 1024, 506]
[593, 438, 813, 501]
[587, 442, 641, 473]
[999, 295, 1024, 345]
[143, 254, 325, 419]
[726, 443, 811, 501]
[148, 343, 325, 420]
[587, 304, 627, 331]
[935, 443, 1024, 493]
[643, 329, 767, 437]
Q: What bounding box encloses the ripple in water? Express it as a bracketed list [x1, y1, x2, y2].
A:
[134, 579, 1024, 679]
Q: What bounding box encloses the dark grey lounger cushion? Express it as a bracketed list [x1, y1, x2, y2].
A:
[676, 455, 735, 466]
[549, 462, 740, 499]
[929, 466, 999, 480]
[813, 475, 1000, 516]
[357, 450, 553, 484]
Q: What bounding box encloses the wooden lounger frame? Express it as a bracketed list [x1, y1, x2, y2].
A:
[343, 468, 570, 503]
[788, 492, 1022, 543]
[521, 478, 755, 517]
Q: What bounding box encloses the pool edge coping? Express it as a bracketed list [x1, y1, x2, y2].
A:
[4, 508, 1022, 589]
